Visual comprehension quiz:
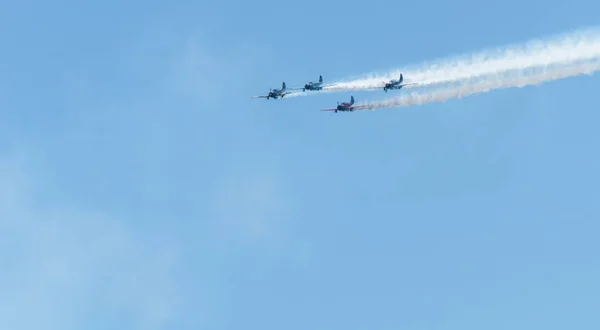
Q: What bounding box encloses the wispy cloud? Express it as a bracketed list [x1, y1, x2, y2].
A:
[0, 25, 290, 330]
[154, 32, 290, 248]
[161, 32, 275, 101]
[0, 151, 183, 330]
[209, 169, 289, 247]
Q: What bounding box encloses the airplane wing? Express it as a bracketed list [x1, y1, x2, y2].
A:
[320, 105, 370, 112]
[400, 81, 423, 88]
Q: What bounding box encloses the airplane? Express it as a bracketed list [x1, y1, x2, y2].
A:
[320, 95, 368, 113]
[303, 75, 324, 91]
[251, 82, 288, 99]
[383, 73, 420, 92]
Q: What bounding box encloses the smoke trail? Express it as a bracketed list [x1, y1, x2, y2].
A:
[362, 60, 600, 110]
[326, 26, 600, 91]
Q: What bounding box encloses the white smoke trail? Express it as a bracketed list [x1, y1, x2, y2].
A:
[325, 26, 600, 91]
[285, 89, 335, 98]
[362, 60, 600, 110]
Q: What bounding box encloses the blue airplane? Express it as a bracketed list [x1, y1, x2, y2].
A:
[320, 95, 368, 113]
[383, 73, 420, 92]
[251, 82, 288, 99]
[303, 75, 324, 91]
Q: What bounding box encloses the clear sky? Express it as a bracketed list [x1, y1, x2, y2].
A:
[1, 0, 600, 329]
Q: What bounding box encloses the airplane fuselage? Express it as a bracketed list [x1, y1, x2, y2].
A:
[320, 95, 358, 113]
[336, 103, 354, 111]
[252, 81, 287, 100]
[304, 76, 323, 91]
[267, 89, 285, 99]
[303, 83, 322, 91]
[384, 74, 404, 92]
[384, 83, 403, 92]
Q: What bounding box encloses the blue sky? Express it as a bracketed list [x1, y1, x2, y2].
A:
[1, 0, 600, 329]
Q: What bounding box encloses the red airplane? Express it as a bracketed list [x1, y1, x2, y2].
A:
[320, 96, 368, 113]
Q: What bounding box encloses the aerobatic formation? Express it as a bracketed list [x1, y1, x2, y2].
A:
[251, 74, 420, 112]
[251, 26, 600, 113]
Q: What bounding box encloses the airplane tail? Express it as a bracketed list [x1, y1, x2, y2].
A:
[350, 95, 354, 104]
[399, 73, 403, 83]
[319, 75, 323, 83]
[281, 82, 286, 91]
